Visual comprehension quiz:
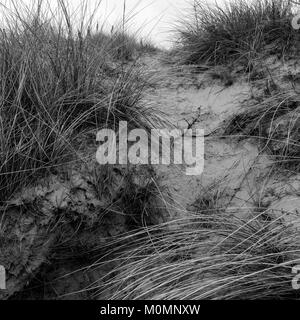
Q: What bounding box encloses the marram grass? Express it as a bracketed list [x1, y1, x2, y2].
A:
[88, 211, 300, 300]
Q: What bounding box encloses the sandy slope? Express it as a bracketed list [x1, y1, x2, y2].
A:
[141, 53, 273, 219]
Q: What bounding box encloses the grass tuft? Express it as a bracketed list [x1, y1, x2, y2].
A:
[176, 0, 298, 68]
[225, 88, 300, 171]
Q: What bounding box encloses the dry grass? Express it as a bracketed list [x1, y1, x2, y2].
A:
[0, 0, 164, 204]
[176, 0, 297, 69]
[225, 88, 300, 171]
[89, 211, 300, 300]
[0, 2, 170, 301]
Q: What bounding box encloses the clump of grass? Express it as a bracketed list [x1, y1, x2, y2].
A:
[138, 38, 159, 54]
[90, 30, 156, 61]
[225, 89, 300, 170]
[0, 0, 163, 204]
[91, 211, 300, 300]
[176, 0, 297, 68]
[90, 165, 165, 228]
[116, 168, 166, 228]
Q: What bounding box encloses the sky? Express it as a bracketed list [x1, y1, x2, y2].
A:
[0, 0, 226, 48]
[100, 0, 191, 48]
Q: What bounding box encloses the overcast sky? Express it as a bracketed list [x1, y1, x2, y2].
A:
[0, 0, 226, 48]
[101, 0, 189, 47]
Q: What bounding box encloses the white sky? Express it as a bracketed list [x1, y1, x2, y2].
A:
[0, 0, 226, 48]
[101, 0, 189, 48]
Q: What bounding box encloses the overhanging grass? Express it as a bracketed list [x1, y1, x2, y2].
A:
[91, 211, 300, 300]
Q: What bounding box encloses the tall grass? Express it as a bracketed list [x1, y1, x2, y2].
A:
[0, 0, 163, 203]
[177, 0, 297, 67]
[225, 88, 300, 170]
[92, 211, 300, 300]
